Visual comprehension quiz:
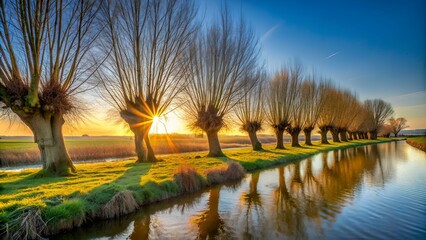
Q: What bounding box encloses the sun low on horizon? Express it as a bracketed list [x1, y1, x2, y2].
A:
[0, 0, 425, 239]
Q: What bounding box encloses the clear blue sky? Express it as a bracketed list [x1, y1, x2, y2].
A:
[199, 0, 426, 128]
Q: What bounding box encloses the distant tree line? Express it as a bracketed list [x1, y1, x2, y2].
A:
[0, 0, 407, 176]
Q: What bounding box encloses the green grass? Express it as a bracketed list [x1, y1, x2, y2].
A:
[0, 138, 394, 235]
[407, 136, 426, 144]
[406, 136, 426, 151]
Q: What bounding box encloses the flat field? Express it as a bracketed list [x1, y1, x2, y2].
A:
[0, 134, 278, 167]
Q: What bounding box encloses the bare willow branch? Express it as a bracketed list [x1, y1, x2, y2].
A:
[234, 68, 266, 150]
[182, 8, 260, 156]
[97, 0, 197, 162]
[0, 0, 101, 175]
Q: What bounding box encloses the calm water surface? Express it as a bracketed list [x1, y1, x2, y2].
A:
[55, 141, 426, 239]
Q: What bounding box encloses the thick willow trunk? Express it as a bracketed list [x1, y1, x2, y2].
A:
[303, 128, 313, 146]
[287, 128, 301, 147]
[274, 128, 285, 149]
[206, 130, 224, 157]
[133, 131, 148, 162]
[331, 128, 340, 143]
[353, 132, 358, 140]
[132, 128, 157, 162]
[339, 130, 348, 142]
[144, 135, 157, 161]
[248, 130, 262, 151]
[319, 127, 329, 144]
[369, 131, 378, 140]
[26, 113, 76, 175]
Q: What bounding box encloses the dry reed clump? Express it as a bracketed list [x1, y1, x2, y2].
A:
[224, 161, 245, 180]
[206, 161, 245, 185]
[173, 166, 205, 193]
[3, 207, 47, 240]
[98, 191, 138, 219]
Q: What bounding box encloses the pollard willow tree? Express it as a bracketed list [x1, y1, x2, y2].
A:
[0, 0, 100, 175]
[300, 77, 327, 145]
[183, 10, 260, 157]
[346, 101, 364, 140]
[329, 90, 359, 142]
[364, 99, 394, 140]
[97, 0, 197, 162]
[327, 89, 346, 143]
[388, 117, 408, 137]
[338, 94, 361, 141]
[234, 70, 265, 150]
[317, 82, 337, 144]
[266, 65, 299, 149]
[285, 64, 304, 147]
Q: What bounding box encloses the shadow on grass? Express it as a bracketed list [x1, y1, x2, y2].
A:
[81, 162, 153, 208]
[0, 172, 69, 199]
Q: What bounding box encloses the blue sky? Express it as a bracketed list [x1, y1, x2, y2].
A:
[1, 0, 425, 136]
[198, 0, 426, 128]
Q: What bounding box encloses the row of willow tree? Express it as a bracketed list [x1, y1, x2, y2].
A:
[236, 64, 395, 152]
[0, 0, 396, 176]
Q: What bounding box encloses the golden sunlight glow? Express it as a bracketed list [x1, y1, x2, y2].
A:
[150, 115, 161, 134]
[153, 115, 159, 126]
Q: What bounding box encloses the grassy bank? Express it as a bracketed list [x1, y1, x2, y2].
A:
[0, 138, 394, 238]
[406, 136, 426, 152]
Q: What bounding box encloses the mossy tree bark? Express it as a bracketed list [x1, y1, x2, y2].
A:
[21, 112, 76, 175]
[248, 130, 263, 151]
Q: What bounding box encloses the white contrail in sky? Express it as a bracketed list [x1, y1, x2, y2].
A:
[260, 22, 282, 43]
[325, 51, 341, 60]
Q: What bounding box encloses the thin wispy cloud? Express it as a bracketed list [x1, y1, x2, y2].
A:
[260, 22, 281, 43]
[324, 51, 341, 60]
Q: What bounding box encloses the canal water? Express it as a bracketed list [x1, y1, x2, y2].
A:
[55, 141, 426, 240]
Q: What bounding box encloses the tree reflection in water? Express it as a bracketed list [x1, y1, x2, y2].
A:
[56, 143, 417, 240]
[238, 172, 265, 238]
[191, 185, 225, 239]
[268, 143, 394, 238]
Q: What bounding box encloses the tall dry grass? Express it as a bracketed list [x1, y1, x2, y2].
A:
[173, 166, 205, 193]
[0, 135, 277, 167]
